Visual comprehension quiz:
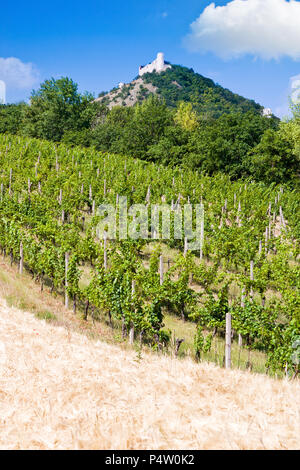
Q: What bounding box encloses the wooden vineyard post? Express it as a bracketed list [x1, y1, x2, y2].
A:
[280, 206, 286, 229]
[159, 255, 164, 285]
[65, 252, 69, 309]
[200, 203, 204, 261]
[129, 280, 135, 345]
[145, 185, 151, 204]
[237, 201, 241, 227]
[103, 232, 112, 327]
[265, 226, 268, 255]
[9, 168, 12, 196]
[239, 289, 245, 348]
[250, 260, 254, 300]
[225, 311, 232, 369]
[19, 241, 23, 275]
[152, 205, 157, 239]
[8, 168, 12, 196]
[103, 232, 107, 270]
[184, 237, 188, 256]
[258, 240, 262, 256]
[248, 262, 254, 370]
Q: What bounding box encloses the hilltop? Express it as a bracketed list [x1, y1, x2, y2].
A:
[95, 63, 264, 118]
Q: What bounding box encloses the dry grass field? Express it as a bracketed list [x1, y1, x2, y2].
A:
[0, 295, 299, 450]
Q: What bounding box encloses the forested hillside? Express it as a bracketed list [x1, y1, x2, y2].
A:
[0, 71, 299, 186]
[144, 65, 263, 116]
[97, 64, 264, 118]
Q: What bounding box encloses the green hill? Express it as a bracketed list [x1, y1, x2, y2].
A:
[96, 64, 264, 119]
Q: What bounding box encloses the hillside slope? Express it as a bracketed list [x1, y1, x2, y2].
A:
[0, 298, 299, 450]
[95, 64, 264, 118]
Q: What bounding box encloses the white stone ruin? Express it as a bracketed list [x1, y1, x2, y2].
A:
[262, 108, 272, 118]
[291, 76, 300, 105]
[139, 52, 171, 77]
[0, 80, 6, 105]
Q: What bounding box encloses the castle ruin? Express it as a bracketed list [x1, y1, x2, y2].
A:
[0, 80, 6, 105]
[139, 52, 171, 77]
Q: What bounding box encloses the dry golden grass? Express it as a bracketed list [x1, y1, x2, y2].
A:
[0, 296, 299, 450]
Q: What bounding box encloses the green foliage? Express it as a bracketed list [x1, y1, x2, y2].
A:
[247, 126, 299, 186]
[0, 103, 26, 134]
[93, 95, 172, 159]
[142, 65, 263, 118]
[185, 112, 279, 178]
[194, 324, 213, 361]
[91, 96, 282, 184]
[35, 311, 57, 322]
[0, 133, 298, 373]
[174, 101, 198, 131]
[0, 68, 298, 185]
[21, 77, 100, 142]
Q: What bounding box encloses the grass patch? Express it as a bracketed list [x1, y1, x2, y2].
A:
[6, 294, 37, 312]
[163, 312, 276, 376]
[35, 310, 57, 322]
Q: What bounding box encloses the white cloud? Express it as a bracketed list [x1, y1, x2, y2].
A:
[290, 73, 300, 104]
[0, 57, 39, 89]
[184, 0, 300, 60]
[272, 74, 300, 118]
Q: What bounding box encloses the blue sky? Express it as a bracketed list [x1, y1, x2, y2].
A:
[1, 0, 300, 117]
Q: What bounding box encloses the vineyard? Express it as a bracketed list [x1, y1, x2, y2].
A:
[0, 133, 299, 376]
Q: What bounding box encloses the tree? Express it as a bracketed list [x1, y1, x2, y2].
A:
[120, 95, 172, 159]
[91, 106, 134, 153]
[247, 125, 299, 186]
[146, 125, 190, 165]
[0, 103, 26, 134]
[22, 77, 100, 142]
[185, 112, 278, 178]
[174, 102, 198, 131]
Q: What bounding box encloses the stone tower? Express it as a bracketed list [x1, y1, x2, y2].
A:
[0, 80, 6, 105]
[139, 53, 171, 76]
[156, 53, 165, 72]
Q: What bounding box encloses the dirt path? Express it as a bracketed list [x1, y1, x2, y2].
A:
[0, 298, 299, 450]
